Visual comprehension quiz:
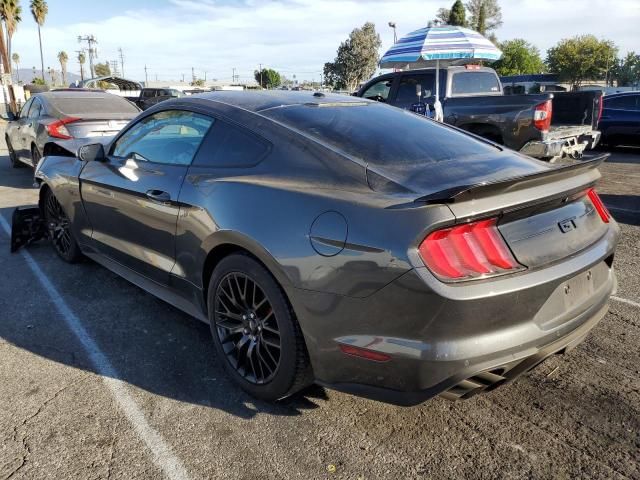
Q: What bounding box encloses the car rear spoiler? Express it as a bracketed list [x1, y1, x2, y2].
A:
[416, 154, 609, 205]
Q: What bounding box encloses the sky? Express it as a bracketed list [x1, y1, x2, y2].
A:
[10, 0, 640, 83]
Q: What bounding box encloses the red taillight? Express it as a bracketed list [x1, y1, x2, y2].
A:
[533, 100, 552, 133]
[46, 117, 80, 139]
[587, 188, 610, 223]
[339, 344, 391, 362]
[419, 218, 524, 281]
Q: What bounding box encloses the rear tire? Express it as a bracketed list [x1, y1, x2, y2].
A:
[43, 188, 83, 263]
[6, 136, 21, 168]
[207, 253, 312, 401]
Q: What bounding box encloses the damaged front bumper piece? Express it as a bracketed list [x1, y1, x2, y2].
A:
[10, 206, 46, 253]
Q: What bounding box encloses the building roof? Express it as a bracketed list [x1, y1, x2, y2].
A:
[79, 76, 142, 91]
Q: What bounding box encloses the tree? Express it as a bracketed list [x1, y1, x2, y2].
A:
[449, 0, 466, 26]
[546, 35, 618, 89]
[613, 52, 640, 87]
[324, 22, 381, 92]
[30, 0, 46, 81]
[436, 8, 450, 24]
[77, 51, 86, 81]
[492, 39, 545, 76]
[254, 67, 281, 89]
[191, 78, 205, 87]
[466, 0, 502, 35]
[11, 51, 18, 80]
[94, 61, 111, 77]
[57, 50, 67, 85]
[0, 0, 22, 60]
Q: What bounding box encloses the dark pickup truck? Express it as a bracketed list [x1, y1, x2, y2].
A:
[126, 88, 185, 110]
[356, 66, 603, 161]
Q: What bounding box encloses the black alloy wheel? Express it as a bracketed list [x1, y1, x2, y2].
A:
[214, 272, 281, 384]
[43, 189, 82, 262]
[208, 254, 312, 401]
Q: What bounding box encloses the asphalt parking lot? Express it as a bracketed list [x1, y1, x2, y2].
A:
[0, 131, 638, 479]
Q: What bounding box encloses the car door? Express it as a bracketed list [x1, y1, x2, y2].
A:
[79, 108, 214, 285]
[23, 97, 44, 162]
[601, 94, 640, 145]
[9, 97, 32, 158]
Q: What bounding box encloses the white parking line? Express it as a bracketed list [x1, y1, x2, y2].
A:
[612, 296, 640, 309]
[0, 216, 190, 480]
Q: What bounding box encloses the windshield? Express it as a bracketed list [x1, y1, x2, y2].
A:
[263, 102, 548, 194]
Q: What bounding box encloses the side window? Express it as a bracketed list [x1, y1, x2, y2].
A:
[451, 72, 501, 95]
[361, 79, 392, 102]
[111, 110, 214, 165]
[605, 95, 639, 110]
[142, 90, 155, 98]
[395, 74, 435, 108]
[192, 120, 270, 168]
[28, 99, 42, 119]
[20, 98, 33, 118]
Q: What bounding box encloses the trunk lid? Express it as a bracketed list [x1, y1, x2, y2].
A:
[415, 153, 610, 270]
[66, 119, 131, 138]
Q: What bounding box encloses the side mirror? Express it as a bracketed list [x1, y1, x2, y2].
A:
[78, 143, 106, 162]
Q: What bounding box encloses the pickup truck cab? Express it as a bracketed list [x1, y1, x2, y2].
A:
[131, 88, 185, 110]
[356, 66, 603, 161]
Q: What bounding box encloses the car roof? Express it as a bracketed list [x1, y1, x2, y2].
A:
[187, 90, 369, 113]
[605, 91, 639, 98]
[37, 90, 121, 100]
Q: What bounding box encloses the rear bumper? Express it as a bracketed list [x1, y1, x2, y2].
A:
[520, 130, 601, 159]
[293, 223, 619, 406]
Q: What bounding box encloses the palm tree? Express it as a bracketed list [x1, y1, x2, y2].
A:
[78, 50, 85, 81]
[29, 0, 46, 81]
[11, 51, 18, 81]
[0, 0, 22, 60]
[57, 50, 67, 85]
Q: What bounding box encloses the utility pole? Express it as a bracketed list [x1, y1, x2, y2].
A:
[144, 64, 148, 85]
[78, 35, 98, 77]
[118, 47, 125, 77]
[191, 67, 196, 84]
[232, 67, 236, 83]
[181, 73, 185, 83]
[259, 63, 263, 88]
[204, 71, 207, 81]
[110, 60, 119, 76]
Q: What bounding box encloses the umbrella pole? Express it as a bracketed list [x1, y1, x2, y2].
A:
[434, 59, 443, 122]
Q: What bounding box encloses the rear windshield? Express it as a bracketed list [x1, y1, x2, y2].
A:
[451, 71, 501, 95]
[264, 103, 499, 166]
[263, 102, 547, 194]
[48, 94, 140, 116]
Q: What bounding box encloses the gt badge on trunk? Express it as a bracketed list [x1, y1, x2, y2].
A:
[558, 217, 577, 233]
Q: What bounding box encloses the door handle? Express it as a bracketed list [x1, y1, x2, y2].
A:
[145, 190, 171, 203]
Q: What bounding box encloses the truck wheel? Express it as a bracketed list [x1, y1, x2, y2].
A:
[207, 253, 313, 401]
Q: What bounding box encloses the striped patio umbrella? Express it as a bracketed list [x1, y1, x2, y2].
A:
[379, 25, 502, 121]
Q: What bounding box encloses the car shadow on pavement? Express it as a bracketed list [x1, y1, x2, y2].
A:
[599, 194, 640, 226]
[599, 145, 640, 164]
[0, 206, 327, 420]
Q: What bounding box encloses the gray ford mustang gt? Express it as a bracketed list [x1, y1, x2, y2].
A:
[19, 91, 619, 405]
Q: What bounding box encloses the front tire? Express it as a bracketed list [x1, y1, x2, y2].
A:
[207, 254, 312, 401]
[31, 145, 42, 168]
[43, 189, 83, 263]
[6, 136, 21, 168]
